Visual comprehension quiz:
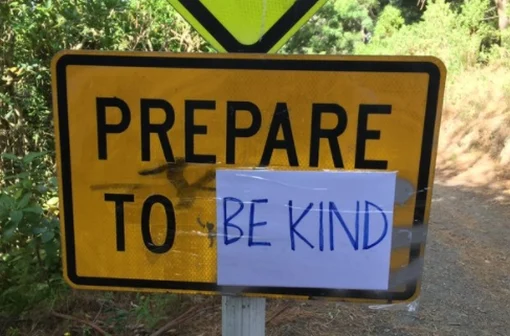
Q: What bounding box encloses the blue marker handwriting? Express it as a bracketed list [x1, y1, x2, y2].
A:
[222, 197, 389, 251]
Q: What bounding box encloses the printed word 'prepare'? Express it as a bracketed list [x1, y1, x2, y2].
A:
[96, 98, 392, 169]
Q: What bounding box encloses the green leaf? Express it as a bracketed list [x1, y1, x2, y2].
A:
[0, 194, 14, 208]
[14, 188, 24, 199]
[10, 210, 23, 225]
[0, 207, 8, 219]
[41, 231, 54, 243]
[36, 185, 48, 193]
[3, 226, 17, 240]
[1, 153, 19, 161]
[22, 179, 32, 189]
[3, 172, 30, 181]
[36, 283, 50, 291]
[10, 255, 23, 263]
[33, 227, 47, 234]
[23, 206, 43, 214]
[17, 193, 31, 209]
[43, 240, 58, 260]
[49, 218, 60, 228]
[23, 152, 47, 164]
[49, 177, 57, 187]
[1, 284, 19, 296]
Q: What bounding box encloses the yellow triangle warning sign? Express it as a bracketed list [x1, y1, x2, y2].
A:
[169, 0, 327, 53]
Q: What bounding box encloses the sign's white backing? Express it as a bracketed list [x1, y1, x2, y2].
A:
[216, 170, 397, 290]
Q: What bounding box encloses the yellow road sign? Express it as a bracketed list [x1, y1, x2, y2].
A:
[51, 50, 445, 303]
[168, 0, 327, 52]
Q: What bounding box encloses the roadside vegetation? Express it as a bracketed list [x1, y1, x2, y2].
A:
[1, 0, 509, 334]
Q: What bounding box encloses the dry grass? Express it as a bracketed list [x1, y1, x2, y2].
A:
[437, 64, 510, 202]
[2, 291, 214, 336]
[172, 298, 442, 336]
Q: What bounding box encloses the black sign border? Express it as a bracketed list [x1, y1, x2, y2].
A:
[55, 53, 442, 302]
[176, 0, 321, 52]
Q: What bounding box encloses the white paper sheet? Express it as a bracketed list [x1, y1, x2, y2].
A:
[216, 169, 397, 291]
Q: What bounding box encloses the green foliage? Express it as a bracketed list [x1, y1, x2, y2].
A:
[6, 327, 22, 336]
[356, 0, 498, 73]
[388, 0, 426, 23]
[0, 0, 210, 158]
[132, 294, 180, 331]
[282, 0, 506, 75]
[282, 0, 380, 54]
[372, 5, 405, 39]
[0, 152, 62, 315]
[95, 293, 180, 334]
[0, 0, 210, 319]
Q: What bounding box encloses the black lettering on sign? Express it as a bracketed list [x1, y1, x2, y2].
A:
[141, 194, 176, 254]
[309, 103, 348, 168]
[355, 104, 392, 169]
[260, 103, 298, 166]
[96, 97, 131, 160]
[140, 99, 175, 162]
[226, 101, 262, 164]
[104, 193, 135, 251]
[185, 100, 216, 164]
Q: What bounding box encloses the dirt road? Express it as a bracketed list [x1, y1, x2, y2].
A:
[182, 178, 510, 335]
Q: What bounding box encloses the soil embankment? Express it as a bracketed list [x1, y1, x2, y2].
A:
[436, 65, 510, 203]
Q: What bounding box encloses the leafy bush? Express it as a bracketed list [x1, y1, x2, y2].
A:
[372, 5, 405, 40]
[356, 0, 497, 73]
[0, 0, 210, 159]
[0, 152, 61, 315]
[282, 0, 380, 54]
[0, 0, 210, 317]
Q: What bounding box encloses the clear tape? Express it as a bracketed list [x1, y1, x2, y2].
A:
[91, 162, 427, 308]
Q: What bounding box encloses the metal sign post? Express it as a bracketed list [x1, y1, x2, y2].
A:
[222, 296, 266, 336]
